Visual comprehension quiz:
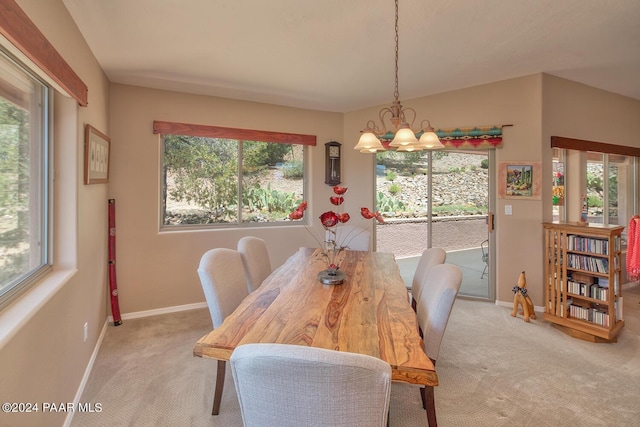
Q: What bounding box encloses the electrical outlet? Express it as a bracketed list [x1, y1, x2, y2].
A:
[83, 322, 88, 342]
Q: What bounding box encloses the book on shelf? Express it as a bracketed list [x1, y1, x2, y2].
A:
[563, 297, 573, 317]
[590, 284, 608, 301]
[568, 303, 610, 327]
[566, 277, 609, 301]
[567, 253, 609, 274]
[567, 235, 608, 255]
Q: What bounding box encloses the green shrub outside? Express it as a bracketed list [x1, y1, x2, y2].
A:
[282, 160, 303, 178]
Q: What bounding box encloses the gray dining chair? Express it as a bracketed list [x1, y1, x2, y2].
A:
[237, 236, 272, 293]
[415, 263, 462, 427]
[410, 247, 446, 311]
[230, 343, 392, 427]
[333, 225, 370, 251]
[197, 248, 249, 415]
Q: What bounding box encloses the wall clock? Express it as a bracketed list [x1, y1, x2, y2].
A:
[325, 141, 341, 186]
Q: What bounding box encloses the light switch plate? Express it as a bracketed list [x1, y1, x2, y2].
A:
[505, 205, 512, 215]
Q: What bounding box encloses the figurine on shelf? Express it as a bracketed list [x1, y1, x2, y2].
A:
[511, 271, 536, 322]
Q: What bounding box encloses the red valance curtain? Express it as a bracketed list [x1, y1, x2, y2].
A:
[0, 0, 88, 106]
[153, 121, 317, 146]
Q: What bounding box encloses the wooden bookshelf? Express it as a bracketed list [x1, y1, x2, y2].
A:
[543, 222, 625, 342]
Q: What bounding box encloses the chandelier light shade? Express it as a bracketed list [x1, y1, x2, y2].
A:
[354, 0, 442, 153]
[353, 130, 386, 152]
[417, 120, 445, 149]
[390, 127, 419, 147]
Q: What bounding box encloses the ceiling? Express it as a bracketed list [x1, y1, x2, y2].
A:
[62, 0, 640, 113]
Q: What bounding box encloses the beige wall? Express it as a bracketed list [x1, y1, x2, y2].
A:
[346, 75, 640, 306]
[541, 74, 640, 285]
[2, 1, 640, 425]
[542, 73, 640, 223]
[112, 74, 640, 312]
[108, 84, 343, 313]
[0, 0, 111, 426]
[346, 75, 547, 304]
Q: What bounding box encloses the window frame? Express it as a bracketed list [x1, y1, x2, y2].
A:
[551, 136, 639, 242]
[585, 151, 636, 226]
[154, 121, 315, 230]
[0, 47, 53, 308]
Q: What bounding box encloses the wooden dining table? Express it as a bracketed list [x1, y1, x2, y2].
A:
[194, 247, 438, 423]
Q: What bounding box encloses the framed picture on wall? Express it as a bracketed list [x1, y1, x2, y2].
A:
[84, 124, 110, 184]
[498, 162, 542, 200]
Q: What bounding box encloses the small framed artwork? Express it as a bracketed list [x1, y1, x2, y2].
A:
[84, 124, 110, 184]
[498, 162, 542, 200]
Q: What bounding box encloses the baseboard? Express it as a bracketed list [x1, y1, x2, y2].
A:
[64, 318, 109, 427]
[107, 301, 208, 323]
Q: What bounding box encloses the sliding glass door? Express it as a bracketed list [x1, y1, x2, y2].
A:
[375, 149, 494, 299]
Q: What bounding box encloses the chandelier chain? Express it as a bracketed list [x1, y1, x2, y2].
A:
[394, 0, 399, 101]
[353, 0, 443, 152]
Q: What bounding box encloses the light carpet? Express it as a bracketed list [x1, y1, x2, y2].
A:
[71, 284, 640, 426]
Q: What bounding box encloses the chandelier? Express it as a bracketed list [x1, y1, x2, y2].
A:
[354, 0, 444, 153]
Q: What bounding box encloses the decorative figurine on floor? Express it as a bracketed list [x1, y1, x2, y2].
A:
[511, 271, 536, 322]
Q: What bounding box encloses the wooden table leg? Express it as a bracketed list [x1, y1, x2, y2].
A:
[212, 360, 226, 415]
[424, 385, 437, 427]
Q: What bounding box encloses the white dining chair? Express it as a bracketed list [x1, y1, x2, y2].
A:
[410, 247, 446, 310]
[197, 248, 249, 415]
[237, 236, 272, 293]
[332, 225, 370, 251]
[415, 263, 462, 427]
[230, 343, 391, 427]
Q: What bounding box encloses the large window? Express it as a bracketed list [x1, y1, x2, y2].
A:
[0, 50, 51, 305]
[551, 137, 639, 245]
[156, 122, 313, 228]
[586, 152, 635, 229]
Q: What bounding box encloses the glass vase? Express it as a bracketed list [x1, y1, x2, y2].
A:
[317, 240, 346, 284]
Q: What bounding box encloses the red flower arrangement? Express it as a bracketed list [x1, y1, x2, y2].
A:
[289, 185, 384, 272]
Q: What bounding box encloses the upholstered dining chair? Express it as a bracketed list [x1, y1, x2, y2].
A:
[415, 263, 462, 427]
[197, 248, 249, 415]
[410, 247, 446, 311]
[230, 343, 392, 427]
[333, 225, 370, 251]
[237, 236, 272, 293]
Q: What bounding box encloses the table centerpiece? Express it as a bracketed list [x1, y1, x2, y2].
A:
[289, 185, 384, 284]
